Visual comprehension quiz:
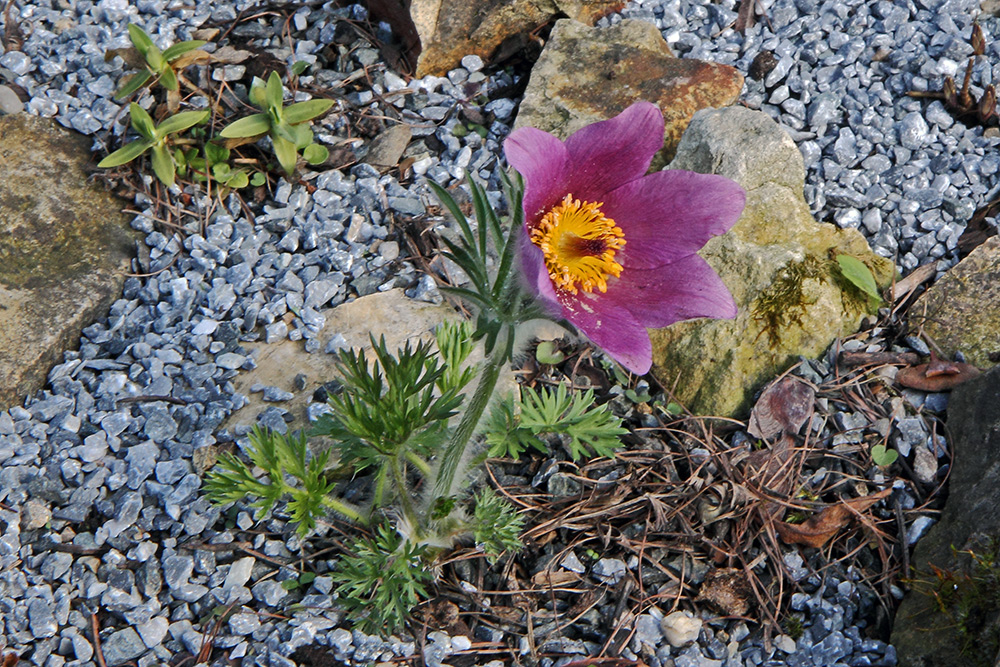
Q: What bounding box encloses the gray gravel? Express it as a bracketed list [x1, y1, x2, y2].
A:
[0, 0, 980, 664]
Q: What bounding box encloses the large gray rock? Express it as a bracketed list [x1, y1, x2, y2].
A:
[649, 107, 894, 416]
[514, 19, 743, 167]
[891, 365, 1000, 667]
[0, 113, 136, 409]
[910, 235, 1000, 369]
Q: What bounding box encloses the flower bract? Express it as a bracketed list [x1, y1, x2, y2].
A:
[504, 101, 746, 375]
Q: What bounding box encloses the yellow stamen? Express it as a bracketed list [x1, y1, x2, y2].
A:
[530, 194, 626, 294]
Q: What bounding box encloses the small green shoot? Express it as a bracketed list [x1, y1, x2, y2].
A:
[219, 71, 333, 175]
[434, 320, 477, 395]
[280, 571, 316, 591]
[836, 254, 882, 304]
[471, 488, 524, 562]
[870, 443, 899, 467]
[114, 24, 208, 106]
[97, 103, 209, 186]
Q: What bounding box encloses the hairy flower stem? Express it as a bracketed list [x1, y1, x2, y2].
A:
[432, 324, 511, 501]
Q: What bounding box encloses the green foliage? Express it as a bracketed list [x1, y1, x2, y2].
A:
[484, 394, 547, 459]
[280, 571, 316, 591]
[310, 336, 462, 508]
[472, 488, 524, 561]
[836, 254, 882, 305]
[486, 384, 627, 460]
[428, 172, 546, 358]
[174, 142, 255, 190]
[870, 443, 899, 467]
[97, 103, 209, 186]
[330, 522, 432, 634]
[219, 71, 333, 175]
[204, 425, 361, 536]
[115, 24, 207, 98]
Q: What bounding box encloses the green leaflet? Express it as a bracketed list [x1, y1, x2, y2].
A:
[836, 254, 881, 302]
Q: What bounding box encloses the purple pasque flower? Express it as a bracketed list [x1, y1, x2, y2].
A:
[503, 101, 745, 375]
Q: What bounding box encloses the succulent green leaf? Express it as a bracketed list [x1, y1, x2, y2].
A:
[97, 139, 154, 168]
[284, 98, 334, 124]
[173, 147, 187, 176]
[871, 444, 899, 467]
[114, 70, 153, 99]
[836, 254, 881, 301]
[271, 120, 300, 146]
[250, 172, 266, 186]
[219, 113, 271, 138]
[271, 134, 298, 176]
[162, 39, 208, 61]
[127, 24, 155, 58]
[248, 77, 267, 108]
[302, 143, 328, 165]
[128, 103, 157, 140]
[292, 123, 313, 150]
[156, 109, 209, 136]
[225, 171, 249, 189]
[290, 60, 310, 76]
[265, 71, 284, 111]
[212, 162, 232, 179]
[150, 144, 176, 187]
[158, 65, 177, 91]
[144, 42, 165, 72]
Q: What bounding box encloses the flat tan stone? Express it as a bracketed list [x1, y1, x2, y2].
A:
[223, 289, 518, 435]
[911, 236, 1000, 369]
[0, 114, 135, 409]
[411, 0, 622, 77]
[514, 19, 744, 166]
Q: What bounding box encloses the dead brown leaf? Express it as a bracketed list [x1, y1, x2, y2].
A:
[531, 569, 582, 587]
[957, 196, 1000, 258]
[896, 360, 980, 391]
[775, 488, 891, 548]
[747, 377, 815, 441]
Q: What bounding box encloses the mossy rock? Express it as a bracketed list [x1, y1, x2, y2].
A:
[650, 107, 894, 417]
[891, 365, 1000, 667]
[0, 114, 136, 408]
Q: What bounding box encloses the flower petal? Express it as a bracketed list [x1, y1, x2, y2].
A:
[562, 101, 665, 203]
[611, 254, 737, 327]
[603, 170, 746, 270]
[558, 290, 653, 375]
[504, 127, 569, 226]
